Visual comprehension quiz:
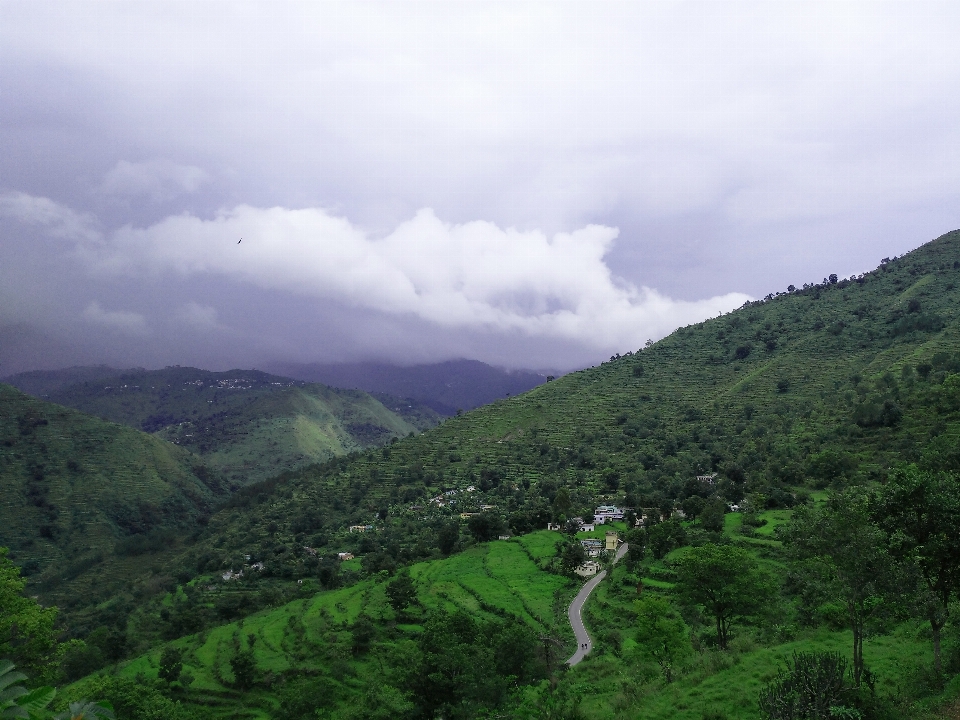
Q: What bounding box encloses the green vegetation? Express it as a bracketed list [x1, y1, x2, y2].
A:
[5, 229, 960, 717]
[7, 367, 438, 486]
[0, 386, 227, 631]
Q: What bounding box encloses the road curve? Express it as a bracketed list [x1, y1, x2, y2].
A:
[566, 542, 628, 666]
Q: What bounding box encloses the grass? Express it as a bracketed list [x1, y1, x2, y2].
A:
[95, 535, 578, 718]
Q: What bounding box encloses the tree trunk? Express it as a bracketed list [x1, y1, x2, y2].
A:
[931, 616, 944, 678]
[853, 624, 863, 687]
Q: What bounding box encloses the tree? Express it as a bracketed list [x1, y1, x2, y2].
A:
[871, 465, 960, 676]
[680, 496, 705, 521]
[552, 487, 572, 522]
[157, 646, 183, 685]
[647, 518, 686, 560]
[467, 513, 502, 543]
[559, 541, 586, 576]
[229, 636, 257, 689]
[0, 548, 60, 682]
[633, 596, 690, 682]
[674, 543, 772, 650]
[780, 489, 896, 685]
[699, 499, 726, 533]
[437, 522, 459, 556]
[386, 571, 417, 615]
[624, 528, 646, 571]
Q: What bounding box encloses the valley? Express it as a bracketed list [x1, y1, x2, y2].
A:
[3, 230, 960, 719]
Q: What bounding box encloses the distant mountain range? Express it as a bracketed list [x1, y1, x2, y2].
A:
[263, 358, 549, 415]
[3, 366, 438, 486]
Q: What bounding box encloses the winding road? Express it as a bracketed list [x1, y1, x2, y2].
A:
[566, 542, 629, 666]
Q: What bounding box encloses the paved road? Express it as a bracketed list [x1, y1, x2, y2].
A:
[565, 542, 628, 666]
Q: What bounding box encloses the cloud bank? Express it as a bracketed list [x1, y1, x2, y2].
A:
[84, 204, 749, 350]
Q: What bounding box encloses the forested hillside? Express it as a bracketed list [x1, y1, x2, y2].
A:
[6, 367, 439, 486]
[4, 230, 960, 719]
[0, 384, 228, 622]
[182, 230, 960, 576]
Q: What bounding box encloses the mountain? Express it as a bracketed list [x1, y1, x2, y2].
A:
[2, 365, 122, 397]
[5, 367, 440, 486]
[0, 383, 227, 621]
[263, 358, 549, 415]
[10, 230, 960, 718]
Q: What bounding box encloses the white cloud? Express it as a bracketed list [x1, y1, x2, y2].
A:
[98, 160, 209, 202]
[0, 192, 100, 242]
[90, 205, 749, 351]
[82, 301, 148, 336]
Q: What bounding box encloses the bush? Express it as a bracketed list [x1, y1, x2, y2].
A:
[758, 651, 859, 720]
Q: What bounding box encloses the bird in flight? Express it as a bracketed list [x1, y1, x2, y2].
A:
[238, 238, 242, 244]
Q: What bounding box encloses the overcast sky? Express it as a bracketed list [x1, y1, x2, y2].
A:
[2, 1, 960, 375]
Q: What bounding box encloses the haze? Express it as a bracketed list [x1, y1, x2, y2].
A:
[2, 2, 959, 375]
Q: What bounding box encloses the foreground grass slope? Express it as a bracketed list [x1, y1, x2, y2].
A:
[0, 384, 227, 621]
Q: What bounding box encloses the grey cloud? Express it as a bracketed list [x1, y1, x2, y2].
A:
[2, 3, 960, 373]
[98, 160, 209, 202]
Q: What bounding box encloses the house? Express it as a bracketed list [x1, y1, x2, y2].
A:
[222, 570, 243, 581]
[574, 561, 602, 578]
[349, 525, 373, 533]
[498, 534, 511, 541]
[338, 552, 355, 561]
[593, 505, 624, 524]
[250, 562, 265, 572]
[460, 512, 477, 519]
[580, 539, 603, 557]
[580, 523, 596, 532]
[480, 504, 496, 511]
[605, 531, 619, 551]
[546, 522, 563, 531]
[697, 473, 718, 485]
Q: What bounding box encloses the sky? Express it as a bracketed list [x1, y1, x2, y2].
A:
[2, 1, 960, 375]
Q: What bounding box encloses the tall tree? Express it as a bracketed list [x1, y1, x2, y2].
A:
[780, 490, 896, 685]
[0, 548, 59, 682]
[633, 596, 690, 682]
[673, 543, 772, 650]
[871, 464, 960, 676]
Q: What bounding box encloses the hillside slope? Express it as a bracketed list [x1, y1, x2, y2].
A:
[0, 383, 228, 618]
[264, 358, 548, 414]
[185, 230, 960, 575]
[7, 367, 438, 486]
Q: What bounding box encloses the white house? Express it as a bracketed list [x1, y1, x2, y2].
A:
[593, 505, 624, 524]
[575, 561, 602, 577]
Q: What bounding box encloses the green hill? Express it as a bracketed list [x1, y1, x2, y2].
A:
[11, 229, 960, 719]
[0, 383, 228, 620]
[7, 367, 439, 486]
[181, 230, 960, 576]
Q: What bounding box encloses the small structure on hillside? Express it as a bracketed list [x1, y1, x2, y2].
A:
[349, 525, 373, 533]
[697, 473, 718, 485]
[222, 569, 243, 581]
[338, 552, 355, 561]
[605, 531, 619, 551]
[594, 505, 624, 524]
[575, 561, 601, 578]
[580, 539, 603, 557]
[547, 522, 563, 531]
[498, 534, 512, 541]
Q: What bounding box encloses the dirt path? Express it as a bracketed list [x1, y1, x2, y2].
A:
[565, 542, 628, 666]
